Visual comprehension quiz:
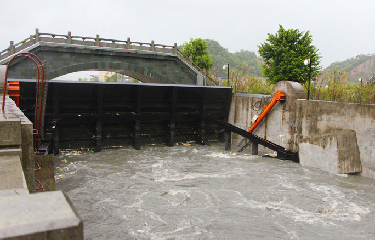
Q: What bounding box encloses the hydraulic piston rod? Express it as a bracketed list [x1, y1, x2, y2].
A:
[247, 90, 286, 133]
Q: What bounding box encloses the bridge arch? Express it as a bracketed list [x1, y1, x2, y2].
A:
[0, 30, 214, 85]
[50, 60, 175, 84]
[5, 44, 199, 85]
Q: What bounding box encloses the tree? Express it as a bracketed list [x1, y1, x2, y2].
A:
[181, 38, 214, 71]
[105, 73, 117, 82]
[258, 25, 321, 84]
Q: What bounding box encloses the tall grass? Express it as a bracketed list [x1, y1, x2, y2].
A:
[217, 66, 273, 95]
[307, 81, 375, 104]
[216, 67, 375, 104]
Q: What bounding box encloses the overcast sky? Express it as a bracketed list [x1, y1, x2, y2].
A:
[1, 0, 374, 68]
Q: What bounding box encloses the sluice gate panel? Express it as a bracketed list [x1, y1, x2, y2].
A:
[17, 80, 232, 154]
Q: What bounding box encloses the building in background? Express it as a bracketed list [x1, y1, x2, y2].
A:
[99, 71, 133, 82]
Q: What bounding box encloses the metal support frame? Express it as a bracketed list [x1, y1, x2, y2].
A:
[2, 52, 45, 153]
[95, 85, 103, 152]
[168, 87, 177, 146]
[134, 86, 142, 150]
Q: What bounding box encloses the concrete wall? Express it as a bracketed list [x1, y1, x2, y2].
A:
[295, 99, 375, 178]
[229, 81, 375, 178]
[228, 93, 271, 152]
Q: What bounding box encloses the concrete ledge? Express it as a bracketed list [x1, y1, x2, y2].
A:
[0, 191, 83, 239]
[0, 189, 29, 197]
[298, 130, 362, 174]
[0, 148, 22, 157]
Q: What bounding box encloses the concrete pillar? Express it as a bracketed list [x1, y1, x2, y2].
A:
[272, 81, 305, 103]
[127, 37, 131, 49]
[35, 28, 39, 42]
[173, 43, 178, 54]
[9, 41, 14, 55]
[151, 40, 155, 51]
[96, 34, 100, 47]
[269, 81, 306, 152]
[67, 31, 72, 44]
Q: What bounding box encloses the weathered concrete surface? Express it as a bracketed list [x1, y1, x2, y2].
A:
[298, 130, 362, 174]
[266, 81, 306, 152]
[0, 119, 21, 146]
[35, 155, 55, 191]
[296, 100, 375, 178]
[228, 93, 271, 152]
[0, 191, 83, 239]
[0, 155, 27, 191]
[1, 94, 35, 191]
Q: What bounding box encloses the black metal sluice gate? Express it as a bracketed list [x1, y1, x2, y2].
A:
[17, 80, 232, 154]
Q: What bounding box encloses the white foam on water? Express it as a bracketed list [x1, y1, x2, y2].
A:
[229, 185, 370, 226]
[153, 170, 245, 182]
[274, 174, 305, 191]
[205, 151, 257, 159]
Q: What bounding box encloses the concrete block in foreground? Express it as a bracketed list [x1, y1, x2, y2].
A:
[0, 191, 83, 239]
[298, 130, 362, 174]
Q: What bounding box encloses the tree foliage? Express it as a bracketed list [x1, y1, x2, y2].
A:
[181, 38, 214, 71]
[258, 25, 321, 84]
[205, 39, 263, 78]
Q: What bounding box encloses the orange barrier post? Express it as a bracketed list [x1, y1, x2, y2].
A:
[8, 81, 20, 107]
[247, 90, 286, 133]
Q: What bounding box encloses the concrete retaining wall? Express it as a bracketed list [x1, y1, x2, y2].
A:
[295, 99, 375, 177]
[229, 81, 375, 178]
[299, 130, 362, 174]
[228, 93, 271, 152]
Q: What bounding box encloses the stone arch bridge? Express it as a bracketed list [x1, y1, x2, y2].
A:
[0, 29, 215, 86]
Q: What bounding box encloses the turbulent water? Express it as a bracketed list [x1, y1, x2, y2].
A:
[55, 143, 375, 240]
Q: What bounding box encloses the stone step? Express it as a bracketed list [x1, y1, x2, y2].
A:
[0, 148, 22, 157]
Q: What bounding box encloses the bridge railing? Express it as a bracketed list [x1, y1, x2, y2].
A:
[0, 29, 217, 85]
[0, 29, 178, 60]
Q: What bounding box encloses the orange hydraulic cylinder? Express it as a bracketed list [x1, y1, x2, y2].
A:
[247, 90, 286, 133]
[8, 81, 20, 107]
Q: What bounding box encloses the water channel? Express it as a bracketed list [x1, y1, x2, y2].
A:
[55, 143, 375, 239]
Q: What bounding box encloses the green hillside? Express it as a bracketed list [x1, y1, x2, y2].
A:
[204, 39, 263, 78]
[324, 54, 375, 82]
